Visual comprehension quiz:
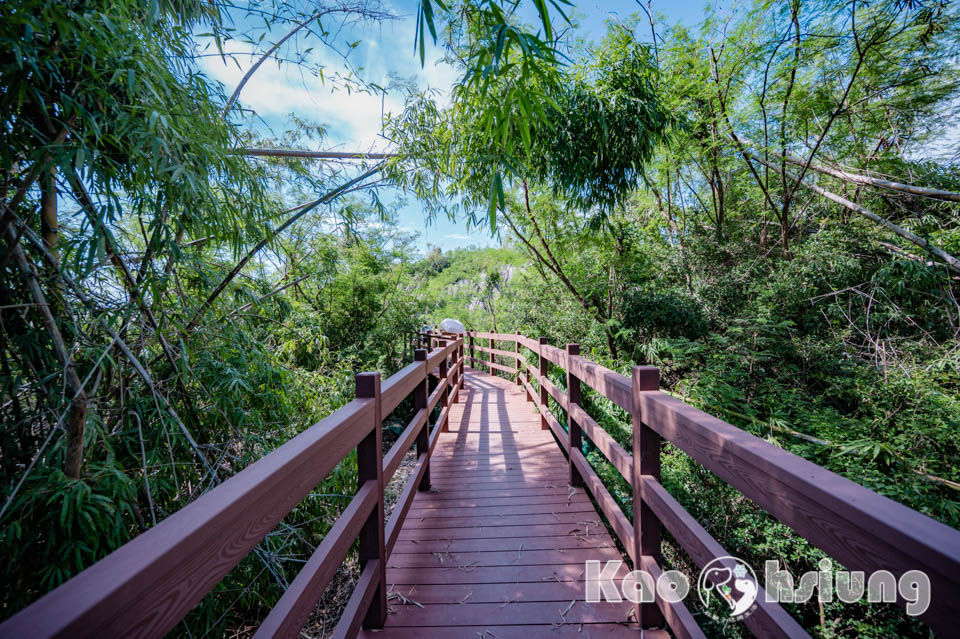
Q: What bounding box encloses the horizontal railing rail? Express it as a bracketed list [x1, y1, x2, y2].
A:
[451, 329, 960, 639]
[0, 337, 465, 639]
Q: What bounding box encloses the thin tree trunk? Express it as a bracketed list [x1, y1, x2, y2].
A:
[40, 167, 58, 263]
[751, 154, 960, 274]
[183, 162, 383, 334]
[769, 148, 960, 202]
[5, 228, 86, 478]
[223, 8, 339, 115]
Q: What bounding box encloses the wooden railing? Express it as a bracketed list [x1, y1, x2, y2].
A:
[445, 329, 960, 639]
[5, 325, 958, 639]
[0, 338, 465, 639]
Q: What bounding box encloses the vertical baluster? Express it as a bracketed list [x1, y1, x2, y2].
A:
[459, 337, 465, 393]
[565, 344, 583, 488]
[469, 332, 475, 370]
[451, 338, 460, 404]
[438, 340, 449, 432]
[522, 332, 532, 402]
[632, 365, 663, 628]
[489, 335, 495, 375]
[414, 349, 430, 491]
[538, 337, 548, 430]
[515, 331, 522, 389]
[355, 372, 385, 628]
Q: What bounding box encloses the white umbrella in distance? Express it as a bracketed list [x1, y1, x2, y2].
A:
[439, 318, 466, 333]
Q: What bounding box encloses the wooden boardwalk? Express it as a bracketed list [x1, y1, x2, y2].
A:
[366, 368, 648, 638]
[7, 333, 957, 639]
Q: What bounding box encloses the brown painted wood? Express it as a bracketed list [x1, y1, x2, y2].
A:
[361, 624, 667, 639]
[640, 476, 809, 638]
[379, 581, 613, 604]
[409, 494, 592, 508]
[467, 356, 517, 375]
[385, 453, 430, 556]
[355, 372, 386, 629]
[568, 355, 634, 413]
[387, 546, 620, 569]
[11, 331, 957, 639]
[411, 483, 585, 495]
[566, 344, 584, 488]
[632, 366, 662, 628]
[413, 349, 430, 492]
[377, 369, 638, 636]
[569, 403, 632, 484]
[640, 556, 706, 639]
[391, 534, 614, 554]
[540, 374, 568, 410]
[378, 600, 636, 626]
[437, 340, 449, 432]
[519, 367, 536, 404]
[382, 408, 427, 482]
[380, 361, 422, 417]
[639, 390, 960, 634]
[0, 397, 375, 639]
[541, 403, 569, 450]
[401, 509, 593, 529]
[472, 344, 520, 359]
[385, 562, 627, 585]
[571, 449, 634, 560]
[516, 334, 540, 351]
[254, 482, 377, 638]
[426, 375, 447, 414]
[331, 560, 381, 639]
[539, 343, 565, 366]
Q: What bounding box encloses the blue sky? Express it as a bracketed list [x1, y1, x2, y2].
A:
[203, 1, 712, 253]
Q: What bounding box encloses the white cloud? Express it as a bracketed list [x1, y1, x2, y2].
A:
[198, 14, 458, 151]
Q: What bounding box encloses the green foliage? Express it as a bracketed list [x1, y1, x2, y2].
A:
[388, 20, 669, 228]
[398, 4, 960, 637]
[529, 28, 670, 211]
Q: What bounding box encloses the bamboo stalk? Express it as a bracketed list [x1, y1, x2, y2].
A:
[748, 152, 960, 274]
[237, 148, 395, 160]
[767, 147, 960, 203]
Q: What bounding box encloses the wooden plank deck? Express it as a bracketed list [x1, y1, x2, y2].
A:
[363, 368, 653, 638]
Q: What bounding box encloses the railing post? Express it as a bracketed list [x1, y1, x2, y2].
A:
[469, 332, 475, 369]
[521, 332, 532, 402]
[438, 340, 449, 431]
[489, 336, 495, 375]
[538, 337, 548, 430]
[631, 365, 663, 628]
[451, 338, 460, 404]
[515, 331, 522, 387]
[355, 372, 386, 629]
[459, 337, 465, 392]
[565, 344, 584, 488]
[414, 349, 430, 491]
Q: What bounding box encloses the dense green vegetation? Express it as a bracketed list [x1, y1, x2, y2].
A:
[1, 0, 958, 637]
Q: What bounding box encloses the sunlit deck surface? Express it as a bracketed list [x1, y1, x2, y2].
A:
[362, 368, 658, 638]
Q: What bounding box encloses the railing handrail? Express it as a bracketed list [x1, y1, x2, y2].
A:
[453, 329, 960, 639]
[0, 337, 466, 639]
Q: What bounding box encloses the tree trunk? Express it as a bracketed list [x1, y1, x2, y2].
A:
[40, 167, 58, 263]
[6, 228, 87, 478]
[780, 211, 790, 258]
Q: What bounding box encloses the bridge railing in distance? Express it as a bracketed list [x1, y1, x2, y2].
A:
[0, 338, 465, 639]
[458, 330, 960, 639]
